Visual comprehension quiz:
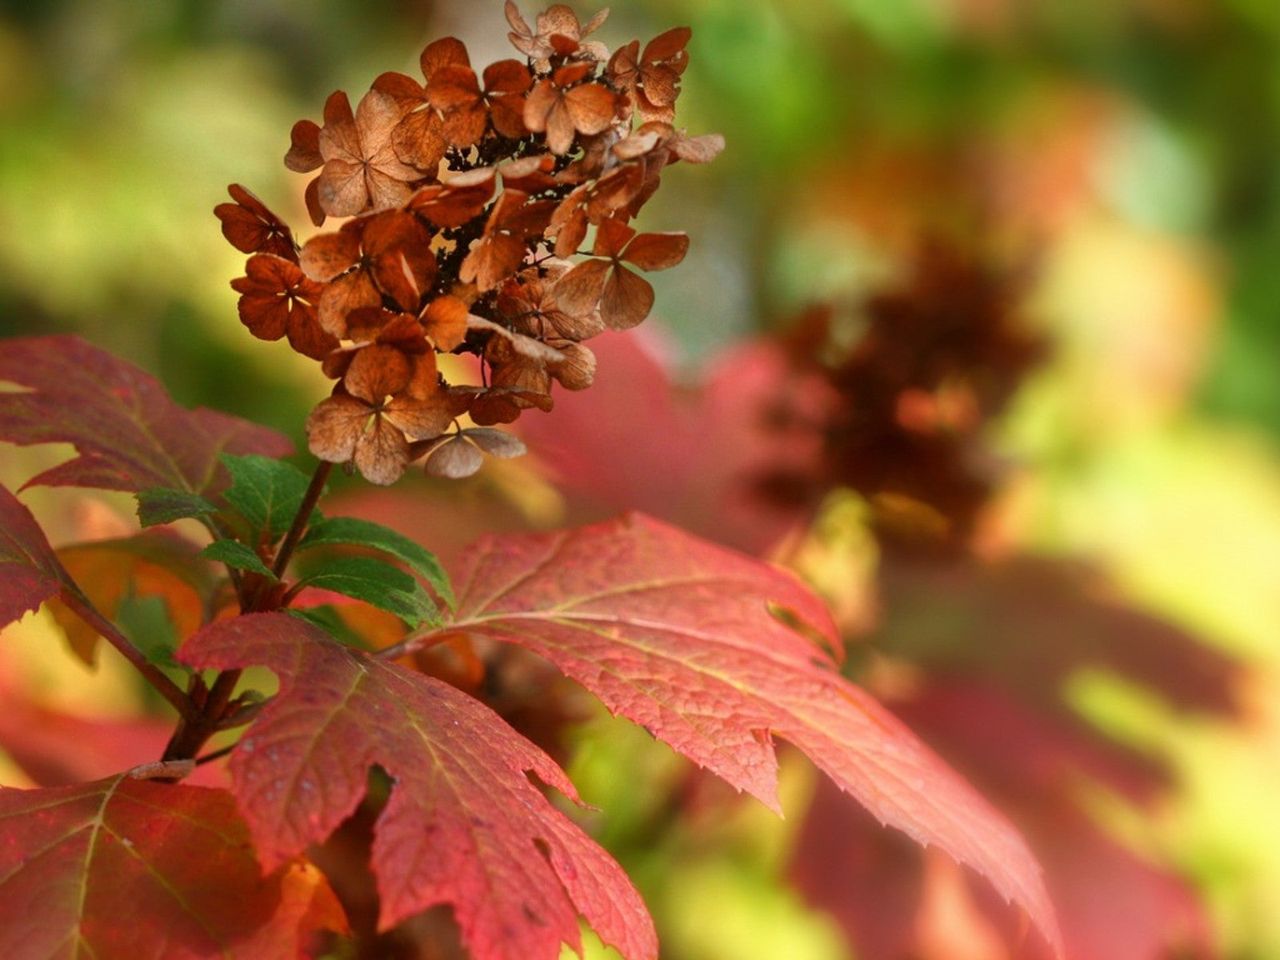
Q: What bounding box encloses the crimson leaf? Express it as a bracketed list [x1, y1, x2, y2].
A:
[179, 612, 657, 960]
[423, 513, 1063, 954]
[0, 482, 71, 630]
[0, 775, 347, 957]
[0, 335, 292, 495]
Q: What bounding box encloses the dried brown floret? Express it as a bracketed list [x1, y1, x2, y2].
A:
[523, 63, 619, 156]
[215, 184, 297, 261]
[554, 217, 688, 328]
[231, 254, 336, 360]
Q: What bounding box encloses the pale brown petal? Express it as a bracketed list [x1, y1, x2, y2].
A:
[463, 427, 527, 459]
[425, 435, 484, 479]
[386, 392, 455, 442]
[599, 263, 654, 329]
[307, 394, 369, 464]
[552, 258, 611, 316]
[565, 83, 617, 137]
[318, 159, 370, 217]
[318, 91, 360, 163]
[522, 80, 559, 134]
[673, 132, 725, 164]
[345, 344, 413, 403]
[391, 110, 448, 172]
[549, 341, 596, 390]
[355, 418, 411, 485]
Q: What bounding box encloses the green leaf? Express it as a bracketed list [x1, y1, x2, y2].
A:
[115, 593, 184, 670]
[202, 539, 276, 579]
[298, 516, 454, 608]
[135, 487, 217, 528]
[297, 556, 441, 628]
[220, 454, 313, 542]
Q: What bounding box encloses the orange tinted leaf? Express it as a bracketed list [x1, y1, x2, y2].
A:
[0, 776, 347, 958]
[0, 337, 292, 495]
[422, 515, 1063, 956]
[49, 530, 208, 664]
[180, 613, 658, 960]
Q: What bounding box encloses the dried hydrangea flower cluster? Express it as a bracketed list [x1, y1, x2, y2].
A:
[760, 241, 1044, 550]
[216, 2, 722, 484]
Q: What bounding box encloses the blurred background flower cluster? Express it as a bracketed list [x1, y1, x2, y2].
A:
[2, 1, 1279, 957]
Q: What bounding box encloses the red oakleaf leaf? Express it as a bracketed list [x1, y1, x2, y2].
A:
[0, 482, 68, 630]
[421, 513, 1063, 955]
[0, 775, 348, 958]
[179, 612, 658, 960]
[0, 336, 292, 495]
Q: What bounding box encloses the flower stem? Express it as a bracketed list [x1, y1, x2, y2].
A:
[271, 459, 333, 579]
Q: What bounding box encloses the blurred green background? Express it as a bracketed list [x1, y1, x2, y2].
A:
[2, 0, 1280, 957]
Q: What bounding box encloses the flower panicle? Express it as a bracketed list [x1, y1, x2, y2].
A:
[216, 2, 723, 484]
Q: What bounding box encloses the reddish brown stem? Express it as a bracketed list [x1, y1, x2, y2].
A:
[271, 459, 333, 579]
[59, 590, 193, 720]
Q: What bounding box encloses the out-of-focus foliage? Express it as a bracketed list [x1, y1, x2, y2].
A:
[3, 0, 1280, 957]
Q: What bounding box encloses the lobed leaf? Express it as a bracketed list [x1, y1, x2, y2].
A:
[297, 515, 454, 607]
[0, 775, 347, 958]
[0, 482, 72, 630]
[296, 555, 442, 628]
[425, 513, 1063, 955]
[0, 335, 292, 496]
[179, 612, 658, 960]
[221, 453, 314, 542]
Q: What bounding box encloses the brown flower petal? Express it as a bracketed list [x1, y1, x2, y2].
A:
[552, 257, 611, 316]
[423, 295, 469, 351]
[600, 263, 654, 329]
[285, 120, 323, 173]
[622, 231, 689, 271]
[354, 417, 412, 485]
[318, 271, 382, 338]
[564, 83, 617, 136]
[344, 345, 413, 404]
[421, 36, 471, 81]
[299, 229, 361, 283]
